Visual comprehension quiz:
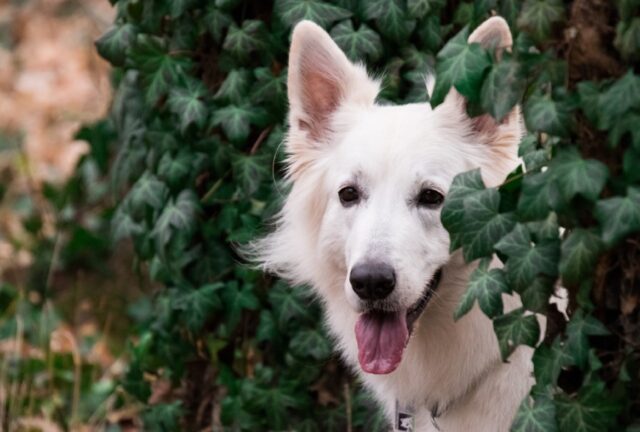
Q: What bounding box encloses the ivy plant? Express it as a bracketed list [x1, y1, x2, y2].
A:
[95, 0, 640, 430]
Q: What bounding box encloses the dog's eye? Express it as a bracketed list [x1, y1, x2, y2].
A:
[339, 186, 360, 206]
[417, 188, 444, 208]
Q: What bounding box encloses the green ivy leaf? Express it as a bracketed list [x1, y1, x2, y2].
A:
[524, 94, 572, 137]
[556, 381, 621, 432]
[215, 0, 241, 10]
[170, 0, 197, 18]
[129, 35, 192, 105]
[180, 283, 223, 331]
[256, 310, 278, 342]
[565, 309, 610, 369]
[168, 78, 208, 133]
[330, 20, 383, 62]
[251, 67, 287, 105]
[362, 0, 387, 19]
[517, 171, 555, 221]
[498, 0, 521, 27]
[407, 0, 444, 19]
[548, 148, 609, 202]
[374, 0, 416, 42]
[493, 307, 540, 360]
[608, 111, 640, 148]
[96, 23, 137, 66]
[418, 14, 444, 52]
[533, 337, 574, 387]
[214, 69, 251, 104]
[441, 169, 486, 250]
[142, 402, 183, 431]
[431, 27, 491, 106]
[520, 276, 554, 313]
[597, 70, 640, 129]
[401, 45, 433, 71]
[576, 81, 601, 126]
[518, 0, 565, 42]
[511, 394, 558, 432]
[211, 104, 268, 142]
[615, 18, 640, 62]
[559, 229, 603, 286]
[454, 258, 508, 320]
[441, 169, 516, 260]
[274, 0, 351, 28]
[223, 20, 268, 61]
[249, 380, 303, 429]
[111, 208, 145, 242]
[526, 212, 560, 241]
[594, 187, 640, 246]
[204, 6, 233, 42]
[290, 328, 331, 360]
[480, 56, 524, 121]
[460, 188, 517, 261]
[158, 151, 193, 186]
[268, 283, 314, 327]
[232, 154, 270, 196]
[221, 282, 259, 330]
[129, 172, 170, 212]
[495, 224, 559, 291]
[153, 190, 200, 248]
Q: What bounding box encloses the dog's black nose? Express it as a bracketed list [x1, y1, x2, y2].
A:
[349, 262, 396, 300]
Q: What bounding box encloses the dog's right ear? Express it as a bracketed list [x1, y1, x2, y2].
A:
[286, 21, 379, 152]
[434, 16, 522, 182]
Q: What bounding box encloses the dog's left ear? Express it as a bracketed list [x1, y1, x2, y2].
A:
[286, 21, 379, 156]
[436, 17, 522, 167]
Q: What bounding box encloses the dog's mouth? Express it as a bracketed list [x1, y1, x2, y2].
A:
[354, 269, 443, 375]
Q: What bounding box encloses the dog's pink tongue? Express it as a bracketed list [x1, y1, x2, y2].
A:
[355, 311, 408, 374]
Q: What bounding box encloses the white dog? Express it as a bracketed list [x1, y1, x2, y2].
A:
[250, 16, 535, 431]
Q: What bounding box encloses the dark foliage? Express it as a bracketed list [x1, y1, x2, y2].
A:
[94, 0, 640, 430]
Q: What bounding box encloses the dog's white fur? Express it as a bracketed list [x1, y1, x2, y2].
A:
[250, 17, 536, 431]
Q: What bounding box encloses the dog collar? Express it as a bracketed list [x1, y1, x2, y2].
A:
[394, 400, 415, 432]
[394, 400, 443, 432]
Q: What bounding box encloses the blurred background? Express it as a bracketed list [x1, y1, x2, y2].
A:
[0, 1, 142, 430]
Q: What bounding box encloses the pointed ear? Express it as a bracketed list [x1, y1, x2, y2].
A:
[468, 16, 513, 57]
[437, 17, 522, 169]
[287, 21, 379, 145]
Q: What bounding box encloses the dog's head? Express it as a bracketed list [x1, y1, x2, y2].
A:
[253, 17, 521, 375]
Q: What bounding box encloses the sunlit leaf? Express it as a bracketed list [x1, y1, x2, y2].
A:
[153, 190, 200, 248]
[168, 78, 208, 133]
